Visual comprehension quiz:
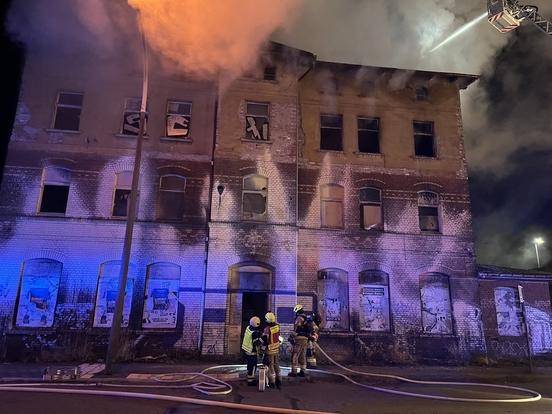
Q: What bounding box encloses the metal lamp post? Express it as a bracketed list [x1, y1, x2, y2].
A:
[105, 13, 149, 375]
[533, 237, 544, 269]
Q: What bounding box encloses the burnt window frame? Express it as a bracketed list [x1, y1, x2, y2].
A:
[320, 113, 343, 151]
[165, 100, 192, 140]
[320, 184, 344, 229]
[120, 97, 148, 137]
[417, 191, 440, 233]
[415, 86, 429, 101]
[111, 171, 133, 218]
[357, 116, 380, 154]
[157, 174, 187, 221]
[359, 187, 383, 231]
[244, 101, 270, 142]
[37, 166, 71, 215]
[51, 91, 84, 132]
[263, 65, 277, 81]
[241, 174, 268, 222]
[413, 120, 436, 158]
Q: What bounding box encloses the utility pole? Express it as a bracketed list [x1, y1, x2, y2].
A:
[518, 285, 533, 373]
[105, 14, 149, 375]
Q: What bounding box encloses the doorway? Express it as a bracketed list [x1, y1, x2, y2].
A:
[241, 291, 268, 336]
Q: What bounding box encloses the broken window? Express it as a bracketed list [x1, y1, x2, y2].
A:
[245, 102, 269, 141]
[242, 174, 268, 221]
[317, 269, 349, 330]
[494, 287, 523, 336]
[418, 191, 440, 232]
[39, 167, 71, 214]
[263, 65, 277, 81]
[320, 114, 343, 151]
[358, 117, 380, 154]
[166, 101, 191, 139]
[52, 91, 83, 131]
[142, 262, 181, 329]
[157, 174, 186, 220]
[321, 184, 344, 228]
[359, 270, 390, 332]
[112, 171, 133, 217]
[121, 97, 147, 136]
[413, 121, 435, 157]
[360, 187, 382, 230]
[415, 86, 429, 101]
[420, 273, 453, 334]
[15, 259, 62, 328]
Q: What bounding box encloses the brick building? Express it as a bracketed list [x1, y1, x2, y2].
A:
[1, 32, 549, 363]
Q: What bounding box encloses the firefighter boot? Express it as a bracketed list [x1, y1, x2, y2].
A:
[276, 378, 282, 389]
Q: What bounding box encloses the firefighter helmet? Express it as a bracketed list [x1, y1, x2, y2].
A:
[293, 304, 303, 313]
[265, 312, 276, 323]
[249, 316, 261, 328]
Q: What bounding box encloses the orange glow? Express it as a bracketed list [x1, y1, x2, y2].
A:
[127, 0, 301, 79]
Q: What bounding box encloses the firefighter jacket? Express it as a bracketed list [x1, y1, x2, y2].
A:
[263, 322, 281, 355]
[241, 325, 262, 355]
[293, 313, 310, 338]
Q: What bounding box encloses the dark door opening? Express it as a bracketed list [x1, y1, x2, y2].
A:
[241, 291, 268, 337]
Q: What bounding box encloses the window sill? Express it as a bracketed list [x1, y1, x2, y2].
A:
[354, 151, 383, 158]
[420, 230, 441, 235]
[317, 149, 345, 154]
[412, 155, 438, 160]
[160, 136, 193, 143]
[320, 226, 345, 231]
[45, 129, 81, 134]
[241, 138, 272, 144]
[115, 133, 149, 139]
[36, 212, 67, 217]
[419, 333, 456, 338]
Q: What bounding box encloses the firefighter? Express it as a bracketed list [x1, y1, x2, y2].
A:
[288, 304, 310, 377]
[306, 312, 320, 368]
[241, 316, 263, 386]
[262, 311, 282, 389]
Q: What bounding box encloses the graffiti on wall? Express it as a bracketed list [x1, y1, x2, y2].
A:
[494, 287, 523, 337]
[360, 285, 390, 331]
[420, 278, 452, 334]
[93, 262, 135, 328]
[526, 306, 552, 354]
[142, 263, 180, 329]
[15, 259, 62, 328]
[318, 270, 349, 330]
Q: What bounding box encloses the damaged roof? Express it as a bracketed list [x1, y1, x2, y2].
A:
[477, 264, 552, 280]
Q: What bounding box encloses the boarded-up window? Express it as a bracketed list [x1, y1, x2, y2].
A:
[157, 175, 186, 220]
[142, 262, 181, 329]
[245, 102, 269, 141]
[418, 191, 439, 232]
[360, 187, 382, 230]
[321, 184, 344, 228]
[39, 167, 71, 214]
[358, 117, 380, 153]
[320, 114, 343, 151]
[52, 91, 83, 131]
[413, 121, 435, 157]
[166, 101, 191, 138]
[112, 171, 133, 217]
[494, 287, 523, 336]
[242, 174, 268, 221]
[420, 273, 453, 334]
[121, 97, 147, 136]
[359, 270, 390, 332]
[317, 269, 349, 330]
[15, 259, 62, 328]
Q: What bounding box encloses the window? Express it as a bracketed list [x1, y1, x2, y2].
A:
[358, 117, 380, 153]
[317, 269, 349, 330]
[166, 101, 191, 139]
[121, 98, 147, 136]
[15, 259, 62, 328]
[321, 184, 344, 228]
[359, 270, 390, 332]
[420, 273, 453, 334]
[245, 102, 269, 141]
[415, 86, 429, 101]
[413, 121, 435, 157]
[39, 167, 71, 214]
[418, 191, 439, 232]
[112, 171, 133, 217]
[320, 114, 343, 151]
[263, 65, 277, 81]
[242, 174, 268, 221]
[52, 92, 83, 131]
[142, 262, 181, 329]
[359, 79, 375, 97]
[494, 287, 523, 336]
[157, 175, 186, 220]
[360, 188, 382, 230]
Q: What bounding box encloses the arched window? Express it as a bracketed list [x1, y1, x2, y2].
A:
[420, 273, 453, 334]
[39, 167, 71, 214]
[494, 287, 523, 336]
[112, 171, 133, 217]
[418, 191, 440, 232]
[359, 270, 390, 332]
[317, 269, 349, 330]
[321, 184, 344, 228]
[15, 259, 63, 328]
[142, 262, 181, 329]
[360, 188, 383, 230]
[157, 174, 186, 220]
[242, 174, 268, 221]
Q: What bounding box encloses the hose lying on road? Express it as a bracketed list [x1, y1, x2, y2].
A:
[314, 343, 542, 403]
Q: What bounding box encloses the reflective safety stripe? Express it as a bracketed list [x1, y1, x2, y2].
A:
[242, 327, 253, 353]
[267, 324, 280, 352]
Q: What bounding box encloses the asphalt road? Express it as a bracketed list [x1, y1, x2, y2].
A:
[1, 376, 551, 414]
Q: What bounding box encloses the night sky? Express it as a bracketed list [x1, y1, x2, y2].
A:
[1, 1, 550, 270]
